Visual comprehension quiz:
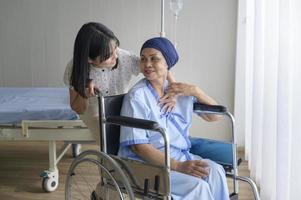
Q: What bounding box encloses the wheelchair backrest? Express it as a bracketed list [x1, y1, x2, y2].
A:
[102, 94, 125, 155]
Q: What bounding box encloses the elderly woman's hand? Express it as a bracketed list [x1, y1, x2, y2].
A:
[174, 160, 210, 178]
[167, 82, 197, 97]
[158, 94, 177, 113]
[158, 82, 197, 113]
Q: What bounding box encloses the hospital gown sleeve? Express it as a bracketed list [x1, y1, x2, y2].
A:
[119, 94, 151, 148]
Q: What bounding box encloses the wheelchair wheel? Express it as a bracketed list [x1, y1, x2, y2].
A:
[65, 150, 135, 200]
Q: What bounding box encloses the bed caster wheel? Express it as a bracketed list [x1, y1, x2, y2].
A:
[72, 144, 81, 158]
[42, 177, 58, 192]
[41, 170, 59, 192]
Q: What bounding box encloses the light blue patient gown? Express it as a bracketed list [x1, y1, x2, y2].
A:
[118, 79, 229, 200]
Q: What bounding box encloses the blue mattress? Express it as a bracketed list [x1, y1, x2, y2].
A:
[0, 88, 78, 124]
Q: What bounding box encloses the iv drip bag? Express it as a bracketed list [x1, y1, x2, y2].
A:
[170, 0, 183, 16]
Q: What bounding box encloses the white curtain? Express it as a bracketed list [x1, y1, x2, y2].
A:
[235, 0, 301, 199]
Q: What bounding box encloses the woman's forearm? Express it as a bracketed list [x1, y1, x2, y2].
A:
[194, 86, 217, 106]
[193, 87, 220, 121]
[131, 144, 179, 170]
[69, 88, 88, 114]
[132, 144, 210, 178]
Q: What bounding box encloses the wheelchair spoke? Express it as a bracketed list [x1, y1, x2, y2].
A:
[66, 151, 135, 200]
[76, 166, 95, 194]
[67, 158, 101, 200]
[72, 176, 91, 199]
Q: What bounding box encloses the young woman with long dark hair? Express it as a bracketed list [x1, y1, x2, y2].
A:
[63, 22, 175, 143]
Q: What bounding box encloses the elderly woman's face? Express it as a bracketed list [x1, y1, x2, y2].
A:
[140, 48, 168, 81]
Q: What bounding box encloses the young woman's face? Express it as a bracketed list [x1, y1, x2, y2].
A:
[90, 41, 118, 69]
[140, 48, 168, 82]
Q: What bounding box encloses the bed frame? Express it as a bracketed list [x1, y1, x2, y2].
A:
[0, 119, 95, 192]
[0, 87, 97, 192]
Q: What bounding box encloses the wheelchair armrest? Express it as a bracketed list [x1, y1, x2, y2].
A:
[106, 116, 161, 131]
[193, 103, 227, 113]
[106, 116, 171, 171]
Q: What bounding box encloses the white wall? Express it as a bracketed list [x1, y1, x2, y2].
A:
[0, 0, 238, 142]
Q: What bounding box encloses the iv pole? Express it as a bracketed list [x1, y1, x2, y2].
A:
[160, 0, 165, 37]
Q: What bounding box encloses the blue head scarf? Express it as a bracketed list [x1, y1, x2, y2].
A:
[140, 37, 179, 70]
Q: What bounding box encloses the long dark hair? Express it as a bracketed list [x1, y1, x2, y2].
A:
[71, 22, 120, 98]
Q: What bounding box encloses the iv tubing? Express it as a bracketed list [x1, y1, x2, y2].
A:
[160, 0, 166, 37]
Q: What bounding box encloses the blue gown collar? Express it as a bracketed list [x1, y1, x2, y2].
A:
[145, 79, 168, 101]
[145, 79, 191, 149]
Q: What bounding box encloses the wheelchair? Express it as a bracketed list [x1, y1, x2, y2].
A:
[65, 93, 260, 200]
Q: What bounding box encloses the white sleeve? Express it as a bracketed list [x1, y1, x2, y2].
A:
[63, 59, 73, 86]
[130, 53, 140, 76]
[121, 49, 140, 76]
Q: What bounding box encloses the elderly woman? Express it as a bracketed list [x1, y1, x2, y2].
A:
[118, 37, 229, 200]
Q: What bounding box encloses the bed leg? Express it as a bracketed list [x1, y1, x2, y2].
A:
[40, 140, 59, 192]
[48, 140, 58, 171]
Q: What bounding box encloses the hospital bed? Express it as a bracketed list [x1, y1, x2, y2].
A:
[0, 87, 95, 192]
[65, 93, 260, 200]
